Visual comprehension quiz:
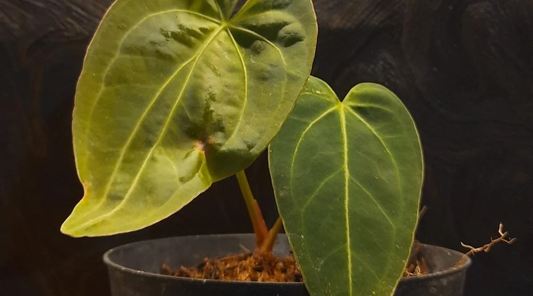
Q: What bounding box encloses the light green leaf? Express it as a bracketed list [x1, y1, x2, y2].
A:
[61, 0, 317, 237]
[269, 77, 424, 296]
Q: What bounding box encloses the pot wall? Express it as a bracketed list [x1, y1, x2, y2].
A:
[104, 234, 471, 296]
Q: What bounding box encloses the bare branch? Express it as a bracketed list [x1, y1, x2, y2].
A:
[460, 223, 516, 259]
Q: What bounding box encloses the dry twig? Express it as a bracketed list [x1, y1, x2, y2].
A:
[460, 223, 516, 259]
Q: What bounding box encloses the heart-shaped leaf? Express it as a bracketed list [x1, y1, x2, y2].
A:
[61, 0, 317, 237]
[269, 77, 423, 296]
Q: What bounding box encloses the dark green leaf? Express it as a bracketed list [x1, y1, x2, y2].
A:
[270, 76, 424, 296]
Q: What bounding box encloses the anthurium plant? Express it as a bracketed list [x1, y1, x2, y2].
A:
[61, 1, 424, 296]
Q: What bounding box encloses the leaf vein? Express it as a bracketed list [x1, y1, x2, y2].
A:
[224, 28, 249, 143]
[71, 26, 225, 231]
[213, 0, 225, 20]
[354, 256, 381, 281]
[228, 25, 287, 65]
[349, 176, 395, 228]
[344, 107, 402, 197]
[345, 102, 395, 114]
[81, 9, 221, 166]
[301, 169, 343, 212]
[289, 106, 337, 194]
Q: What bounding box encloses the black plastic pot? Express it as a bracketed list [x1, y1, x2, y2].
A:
[104, 234, 471, 296]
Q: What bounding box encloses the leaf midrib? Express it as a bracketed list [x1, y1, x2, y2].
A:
[75, 5, 298, 230]
[81, 7, 287, 167]
[343, 104, 403, 291]
[290, 101, 403, 295]
[80, 9, 223, 170]
[343, 106, 402, 193]
[81, 9, 291, 178]
[339, 106, 354, 296]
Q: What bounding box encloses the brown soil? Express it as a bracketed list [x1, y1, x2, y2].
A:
[162, 241, 429, 282]
[403, 240, 429, 277]
[162, 251, 302, 282]
[403, 255, 429, 277]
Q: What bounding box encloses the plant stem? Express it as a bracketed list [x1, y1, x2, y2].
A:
[259, 217, 283, 253]
[236, 170, 269, 249]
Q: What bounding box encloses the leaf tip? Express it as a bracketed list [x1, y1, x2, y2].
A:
[60, 201, 99, 238]
[60, 216, 86, 238]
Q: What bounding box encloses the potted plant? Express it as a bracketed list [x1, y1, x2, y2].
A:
[61, 0, 471, 295]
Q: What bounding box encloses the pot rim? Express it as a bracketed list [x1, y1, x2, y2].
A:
[103, 234, 471, 285]
[400, 243, 472, 283]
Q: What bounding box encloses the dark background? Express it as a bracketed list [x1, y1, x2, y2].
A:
[1, 0, 532, 295]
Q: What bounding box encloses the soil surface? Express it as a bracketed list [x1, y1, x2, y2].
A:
[403, 255, 429, 277]
[162, 251, 302, 282]
[403, 240, 429, 277]
[162, 241, 431, 282]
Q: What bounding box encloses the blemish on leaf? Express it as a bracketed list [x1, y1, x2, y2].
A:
[195, 141, 206, 152]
